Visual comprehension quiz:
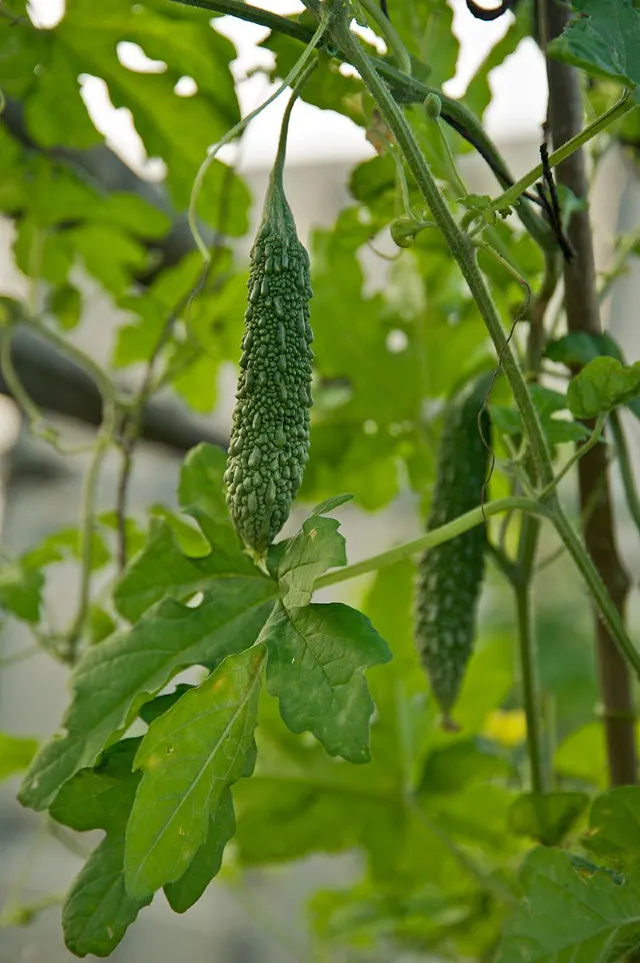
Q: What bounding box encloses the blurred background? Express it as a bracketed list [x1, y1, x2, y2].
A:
[0, 0, 639, 960]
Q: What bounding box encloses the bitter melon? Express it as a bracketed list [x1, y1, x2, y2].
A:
[224, 91, 313, 554]
[414, 374, 492, 726]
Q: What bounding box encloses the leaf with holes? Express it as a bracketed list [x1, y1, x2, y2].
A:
[498, 847, 640, 963]
[114, 518, 261, 622]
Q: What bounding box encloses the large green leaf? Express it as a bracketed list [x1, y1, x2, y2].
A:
[235, 564, 517, 904]
[498, 847, 640, 963]
[463, 5, 532, 121]
[260, 601, 392, 763]
[124, 646, 264, 899]
[114, 250, 212, 368]
[13, 0, 249, 228]
[18, 580, 276, 812]
[3, 147, 170, 297]
[62, 836, 151, 958]
[546, 332, 640, 421]
[114, 517, 260, 622]
[548, 0, 640, 90]
[163, 786, 235, 913]
[114, 443, 260, 621]
[49, 739, 151, 958]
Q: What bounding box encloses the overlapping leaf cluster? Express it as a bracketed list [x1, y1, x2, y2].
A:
[14, 446, 390, 955]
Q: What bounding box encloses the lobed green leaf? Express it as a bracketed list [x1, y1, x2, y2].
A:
[276, 514, 347, 609]
[567, 356, 640, 419]
[260, 601, 392, 764]
[498, 847, 640, 963]
[124, 646, 264, 899]
[548, 0, 640, 90]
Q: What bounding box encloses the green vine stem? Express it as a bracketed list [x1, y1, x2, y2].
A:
[327, 17, 640, 682]
[173, 0, 314, 41]
[610, 411, 640, 535]
[491, 90, 634, 213]
[27, 317, 116, 407]
[515, 577, 545, 793]
[64, 412, 116, 663]
[188, 14, 327, 260]
[0, 326, 58, 447]
[169, 0, 554, 252]
[515, 512, 548, 794]
[314, 496, 549, 589]
[552, 508, 640, 678]
[332, 20, 555, 490]
[538, 413, 606, 500]
[359, 0, 411, 75]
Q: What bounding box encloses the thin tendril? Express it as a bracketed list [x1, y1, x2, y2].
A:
[187, 15, 327, 261]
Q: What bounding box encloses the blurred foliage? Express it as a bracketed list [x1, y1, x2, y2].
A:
[0, 0, 640, 961]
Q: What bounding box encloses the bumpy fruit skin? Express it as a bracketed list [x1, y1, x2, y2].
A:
[414, 375, 492, 724]
[224, 179, 313, 554]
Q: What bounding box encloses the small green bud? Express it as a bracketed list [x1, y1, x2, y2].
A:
[424, 93, 442, 119]
[390, 217, 419, 249]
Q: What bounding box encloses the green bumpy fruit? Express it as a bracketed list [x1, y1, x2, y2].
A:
[224, 171, 313, 554]
[414, 375, 492, 725]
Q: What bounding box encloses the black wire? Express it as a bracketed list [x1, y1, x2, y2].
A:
[465, 0, 515, 21]
[538, 140, 576, 263]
